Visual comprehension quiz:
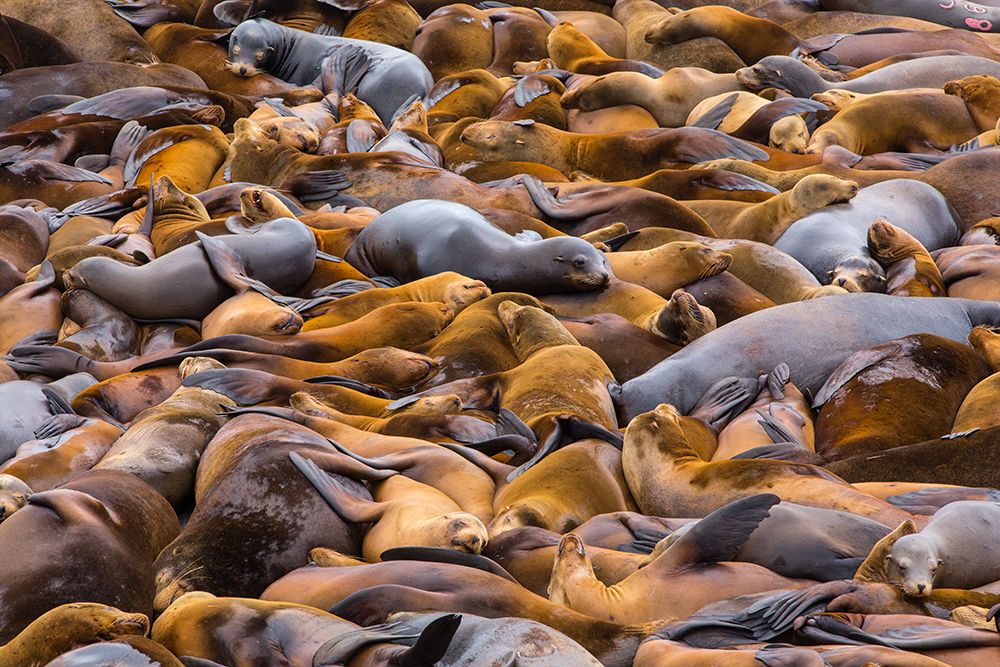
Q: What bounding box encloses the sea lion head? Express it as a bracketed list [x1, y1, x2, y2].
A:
[441, 276, 491, 315]
[398, 394, 464, 416]
[736, 56, 805, 92]
[643, 6, 724, 45]
[0, 474, 31, 522]
[240, 188, 296, 224]
[547, 533, 596, 606]
[227, 18, 277, 77]
[339, 347, 440, 391]
[539, 237, 610, 291]
[944, 74, 1000, 106]
[827, 255, 886, 293]
[178, 356, 227, 379]
[153, 175, 210, 221]
[459, 120, 542, 161]
[769, 115, 810, 154]
[669, 242, 732, 281]
[811, 89, 862, 112]
[790, 174, 858, 215]
[886, 534, 942, 597]
[654, 289, 716, 344]
[153, 547, 203, 612]
[559, 74, 622, 112]
[442, 512, 488, 553]
[867, 218, 919, 264]
[968, 326, 1000, 371]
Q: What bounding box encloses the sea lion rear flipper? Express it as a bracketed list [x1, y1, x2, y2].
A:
[754, 410, 799, 447]
[696, 170, 780, 194]
[271, 294, 337, 314]
[617, 528, 670, 554]
[86, 233, 129, 248]
[382, 546, 518, 582]
[689, 93, 741, 131]
[10, 328, 58, 348]
[812, 341, 904, 408]
[218, 403, 304, 424]
[181, 368, 281, 404]
[74, 154, 110, 172]
[680, 128, 769, 163]
[289, 451, 393, 523]
[520, 175, 584, 220]
[766, 363, 789, 400]
[312, 23, 341, 37]
[731, 443, 824, 465]
[321, 44, 372, 98]
[456, 435, 535, 465]
[854, 519, 918, 583]
[27, 94, 84, 114]
[23, 161, 112, 185]
[653, 493, 779, 569]
[41, 388, 75, 417]
[106, 0, 170, 28]
[304, 375, 394, 399]
[736, 582, 854, 641]
[436, 441, 515, 486]
[311, 279, 376, 299]
[688, 375, 760, 430]
[601, 231, 640, 251]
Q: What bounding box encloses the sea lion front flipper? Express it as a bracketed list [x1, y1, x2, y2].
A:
[289, 451, 393, 524]
[732, 97, 828, 145]
[284, 169, 355, 205]
[688, 375, 760, 430]
[382, 546, 518, 582]
[27, 94, 85, 114]
[617, 527, 670, 554]
[346, 119, 378, 153]
[649, 493, 779, 571]
[676, 128, 769, 163]
[601, 231, 641, 251]
[321, 44, 372, 98]
[391, 613, 462, 666]
[689, 92, 740, 131]
[513, 76, 560, 108]
[854, 519, 918, 583]
[731, 443, 824, 465]
[766, 363, 790, 400]
[754, 409, 801, 447]
[27, 488, 115, 526]
[74, 154, 110, 172]
[32, 413, 89, 440]
[436, 441, 515, 487]
[4, 345, 95, 378]
[16, 161, 112, 185]
[86, 233, 129, 248]
[695, 169, 780, 194]
[196, 231, 253, 293]
[521, 175, 592, 220]
[304, 375, 394, 399]
[218, 404, 306, 425]
[182, 368, 283, 405]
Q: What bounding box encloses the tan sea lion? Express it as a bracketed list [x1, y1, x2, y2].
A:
[867, 218, 946, 297]
[687, 90, 811, 153]
[621, 403, 914, 526]
[606, 242, 733, 299]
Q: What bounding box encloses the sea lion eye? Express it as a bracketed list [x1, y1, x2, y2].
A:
[232, 45, 241, 55]
[573, 257, 587, 268]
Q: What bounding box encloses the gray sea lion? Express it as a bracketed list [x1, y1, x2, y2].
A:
[65, 217, 316, 320]
[345, 199, 611, 294]
[0, 373, 97, 461]
[615, 294, 1000, 420]
[888, 501, 1000, 596]
[227, 18, 432, 122]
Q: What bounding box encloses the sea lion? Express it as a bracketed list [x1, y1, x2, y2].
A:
[868, 218, 946, 297]
[227, 18, 432, 123]
[292, 452, 489, 561]
[807, 91, 979, 154]
[344, 199, 610, 294]
[151, 593, 362, 665]
[545, 21, 663, 77]
[936, 244, 1000, 300]
[0, 373, 97, 461]
[0, 470, 178, 642]
[615, 294, 1000, 420]
[549, 495, 811, 623]
[412, 5, 494, 80]
[65, 216, 316, 320]
[561, 313, 680, 382]
[812, 334, 990, 461]
[0, 260, 61, 355]
[887, 501, 1000, 595]
[152, 414, 372, 610]
[736, 55, 1000, 98]
[952, 327, 1000, 433]
[559, 68, 743, 128]
[93, 358, 232, 507]
[621, 403, 912, 526]
[126, 124, 230, 193]
[708, 174, 859, 244]
[43, 636, 184, 667]
[0, 603, 150, 666]
[774, 180, 960, 291]
[303, 272, 490, 328]
[460, 120, 767, 180]
[944, 74, 1000, 132]
[261, 560, 661, 667]
[687, 90, 816, 154]
[606, 242, 733, 299]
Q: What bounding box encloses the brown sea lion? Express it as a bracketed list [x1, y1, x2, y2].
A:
[687, 90, 812, 154]
[936, 244, 1000, 300]
[606, 242, 733, 299]
[952, 327, 1000, 433]
[292, 452, 489, 562]
[342, 0, 422, 50]
[561, 313, 680, 382]
[459, 119, 766, 180]
[549, 495, 811, 623]
[545, 21, 663, 77]
[0, 470, 178, 642]
[128, 124, 230, 194]
[560, 68, 742, 128]
[622, 403, 914, 526]
[152, 414, 373, 610]
[867, 218, 946, 297]
[412, 5, 494, 81]
[813, 334, 990, 461]
[0, 603, 149, 666]
[261, 560, 662, 667]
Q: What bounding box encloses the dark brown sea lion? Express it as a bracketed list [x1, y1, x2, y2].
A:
[0, 470, 178, 642]
[562, 313, 679, 382]
[813, 334, 990, 461]
[152, 414, 374, 611]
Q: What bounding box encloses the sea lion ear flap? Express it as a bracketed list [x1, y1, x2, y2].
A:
[854, 519, 917, 583]
[213, 0, 251, 25]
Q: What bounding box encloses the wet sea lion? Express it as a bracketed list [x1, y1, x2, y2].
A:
[152, 414, 372, 610]
[615, 294, 1000, 419]
[0, 470, 178, 642]
[65, 216, 316, 320]
[887, 501, 1000, 595]
[621, 403, 913, 526]
[345, 200, 610, 294]
[227, 18, 432, 123]
[812, 334, 990, 461]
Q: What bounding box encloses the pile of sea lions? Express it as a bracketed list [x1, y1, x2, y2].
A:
[5, 0, 1000, 664]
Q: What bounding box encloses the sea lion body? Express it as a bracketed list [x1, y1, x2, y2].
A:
[888, 501, 1000, 595]
[228, 18, 432, 122]
[65, 217, 316, 320]
[616, 294, 1000, 419]
[345, 199, 610, 294]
